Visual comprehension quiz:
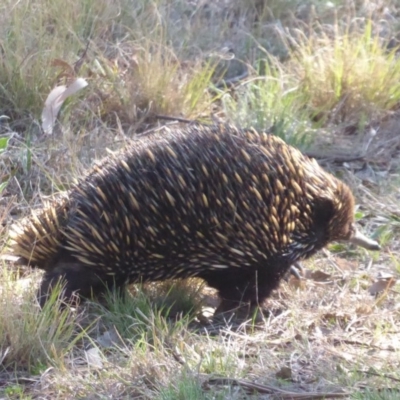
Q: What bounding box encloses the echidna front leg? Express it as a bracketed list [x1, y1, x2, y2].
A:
[201, 263, 287, 316]
[37, 261, 114, 307]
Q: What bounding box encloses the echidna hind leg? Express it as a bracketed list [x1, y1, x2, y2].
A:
[37, 262, 116, 307]
[38, 271, 77, 308]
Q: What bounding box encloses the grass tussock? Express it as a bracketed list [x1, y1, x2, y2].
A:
[0, 0, 218, 132]
[0, 0, 114, 118]
[93, 279, 203, 341]
[221, 59, 314, 149]
[90, 41, 216, 131]
[0, 271, 84, 372]
[287, 19, 400, 124]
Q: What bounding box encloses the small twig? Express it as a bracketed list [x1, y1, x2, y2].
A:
[304, 152, 366, 163]
[356, 370, 400, 383]
[154, 114, 196, 124]
[327, 93, 350, 124]
[215, 69, 249, 88]
[332, 338, 397, 352]
[74, 40, 90, 73]
[204, 377, 350, 399]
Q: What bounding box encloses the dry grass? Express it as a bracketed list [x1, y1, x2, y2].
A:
[286, 19, 400, 125]
[1, 0, 400, 398]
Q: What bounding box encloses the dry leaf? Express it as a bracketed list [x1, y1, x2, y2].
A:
[304, 270, 332, 282]
[287, 274, 306, 289]
[356, 304, 373, 314]
[275, 366, 292, 380]
[41, 77, 88, 134]
[368, 278, 396, 295]
[334, 258, 358, 272]
[85, 347, 103, 368]
[51, 58, 75, 80]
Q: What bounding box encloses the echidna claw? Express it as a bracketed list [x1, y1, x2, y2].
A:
[284, 261, 304, 281]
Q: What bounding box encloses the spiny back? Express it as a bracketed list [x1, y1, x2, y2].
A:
[12, 124, 355, 282]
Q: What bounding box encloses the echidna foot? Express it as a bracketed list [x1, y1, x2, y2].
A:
[284, 261, 304, 281]
[214, 299, 268, 323]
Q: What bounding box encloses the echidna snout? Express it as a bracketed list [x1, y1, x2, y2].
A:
[347, 225, 381, 251]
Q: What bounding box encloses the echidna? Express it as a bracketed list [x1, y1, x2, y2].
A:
[10, 124, 380, 312]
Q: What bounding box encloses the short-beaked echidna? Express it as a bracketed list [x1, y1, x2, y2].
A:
[10, 124, 380, 311]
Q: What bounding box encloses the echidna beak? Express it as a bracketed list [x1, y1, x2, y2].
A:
[349, 229, 381, 251]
